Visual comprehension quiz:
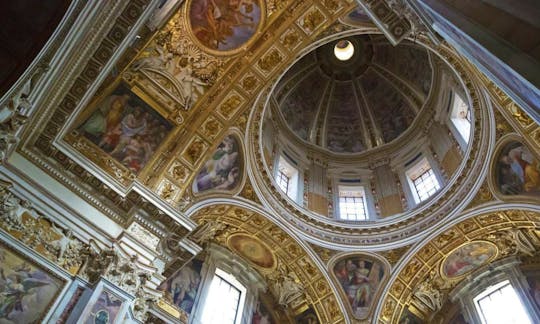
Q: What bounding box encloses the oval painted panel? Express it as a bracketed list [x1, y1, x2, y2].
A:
[442, 241, 497, 278]
[228, 234, 275, 269]
[188, 0, 263, 53]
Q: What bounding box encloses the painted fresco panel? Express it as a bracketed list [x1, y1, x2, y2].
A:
[374, 43, 432, 95]
[441, 241, 497, 278]
[228, 234, 275, 269]
[399, 308, 424, 324]
[341, 6, 371, 26]
[159, 260, 203, 316]
[194, 134, 242, 193]
[525, 272, 540, 310]
[252, 300, 275, 324]
[280, 70, 327, 141]
[189, 0, 262, 51]
[0, 244, 64, 323]
[326, 82, 365, 153]
[83, 290, 123, 324]
[79, 83, 173, 174]
[295, 306, 319, 324]
[495, 141, 540, 196]
[360, 69, 416, 143]
[333, 256, 385, 319]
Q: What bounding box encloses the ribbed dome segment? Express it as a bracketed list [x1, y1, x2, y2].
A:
[274, 34, 433, 153]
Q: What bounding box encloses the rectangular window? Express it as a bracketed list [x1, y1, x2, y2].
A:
[276, 170, 290, 194]
[338, 186, 368, 221]
[406, 157, 441, 203]
[201, 269, 245, 324]
[412, 168, 440, 202]
[450, 93, 471, 143]
[474, 280, 532, 324]
[276, 155, 299, 201]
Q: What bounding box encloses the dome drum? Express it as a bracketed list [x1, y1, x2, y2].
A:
[249, 33, 488, 248]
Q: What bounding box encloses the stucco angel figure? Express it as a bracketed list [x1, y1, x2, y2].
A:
[191, 221, 226, 244]
[174, 65, 206, 108]
[275, 273, 304, 306]
[414, 281, 443, 311]
[0, 188, 25, 230]
[132, 44, 174, 71]
[49, 222, 75, 260]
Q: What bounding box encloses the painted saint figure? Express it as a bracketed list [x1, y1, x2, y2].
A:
[79, 84, 172, 174]
[194, 135, 242, 192]
[333, 257, 384, 318]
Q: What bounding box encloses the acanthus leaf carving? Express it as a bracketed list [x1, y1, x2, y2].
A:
[487, 228, 537, 257]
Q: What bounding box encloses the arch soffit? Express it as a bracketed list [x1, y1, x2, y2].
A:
[375, 204, 540, 323]
[186, 200, 350, 324]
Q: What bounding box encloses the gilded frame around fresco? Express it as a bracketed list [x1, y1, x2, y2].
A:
[183, 0, 267, 57]
[66, 78, 177, 185]
[489, 133, 540, 203]
[439, 240, 499, 281]
[328, 252, 390, 320]
[0, 237, 68, 323]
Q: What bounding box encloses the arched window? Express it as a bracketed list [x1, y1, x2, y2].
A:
[449, 257, 540, 324]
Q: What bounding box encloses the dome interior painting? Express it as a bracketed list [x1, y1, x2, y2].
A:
[274, 34, 433, 153]
[1, 1, 540, 324]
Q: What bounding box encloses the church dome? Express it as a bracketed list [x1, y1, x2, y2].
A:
[273, 34, 432, 153]
[252, 32, 484, 247]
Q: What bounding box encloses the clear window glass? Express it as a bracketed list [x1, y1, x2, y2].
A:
[276, 155, 299, 201]
[412, 168, 440, 202]
[450, 93, 471, 143]
[474, 280, 532, 324]
[276, 170, 290, 194]
[406, 158, 441, 203]
[200, 269, 245, 324]
[338, 186, 368, 221]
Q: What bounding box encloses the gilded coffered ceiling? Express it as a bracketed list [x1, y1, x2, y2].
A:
[378, 208, 540, 323]
[5, 0, 540, 323]
[188, 204, 345, 323]
[59, 0, 359, 207]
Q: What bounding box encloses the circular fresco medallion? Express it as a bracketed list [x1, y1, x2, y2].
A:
[441, 241, 498, 279]
[228, 234, 275, 269]
[186, 0, 264, 55]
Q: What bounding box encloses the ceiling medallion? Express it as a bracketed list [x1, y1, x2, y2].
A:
[227, 234, 275, 269]
[441, 241, 498, 279]
[185, 0, 266, 56]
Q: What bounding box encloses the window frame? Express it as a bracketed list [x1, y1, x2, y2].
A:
[405, 157, 441, 204]
[275, 154, 300, 202]
[199, 268, 247, 324]
[276, 169, 290, 194]
[337, 186, 369, 221]
[449, 91, 471, 147]
[473, 280, 533, 324]
[411, 168, 440, 202]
